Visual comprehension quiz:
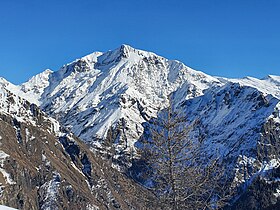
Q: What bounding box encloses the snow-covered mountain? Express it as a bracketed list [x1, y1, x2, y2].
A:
[1, 44, 280, 208]
[19, 45, 222, 162]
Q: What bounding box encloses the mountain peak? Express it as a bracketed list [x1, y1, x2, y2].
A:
[107, 44, 135, 60]
[118, 44, 134, 58]
[120, 43, 133, 48]
[20, 69, 53, 105]
[0, 77, 19, 93]
[22, 69, 52, 87]
[43, 68, 53, 74]
[100, 44, 160, 64]
[0, 77, 10, 85]
[95, 44, 136, 66]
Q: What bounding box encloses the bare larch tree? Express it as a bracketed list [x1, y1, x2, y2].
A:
[141, 97, 231, 210]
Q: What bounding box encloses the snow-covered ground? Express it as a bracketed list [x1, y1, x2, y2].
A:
[0, 205, 17, 210]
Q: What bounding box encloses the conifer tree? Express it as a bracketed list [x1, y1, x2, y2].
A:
[142, 97, 230, 209]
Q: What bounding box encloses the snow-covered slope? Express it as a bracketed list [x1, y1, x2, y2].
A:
[0, 78, 22, 97]
[0, 205, 17, 210]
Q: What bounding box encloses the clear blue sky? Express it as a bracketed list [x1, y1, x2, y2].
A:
[0, 0, 279, 84]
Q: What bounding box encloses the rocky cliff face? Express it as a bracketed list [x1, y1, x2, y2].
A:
[0, 85, 154, 209]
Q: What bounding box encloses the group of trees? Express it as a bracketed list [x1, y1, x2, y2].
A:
[141, 98, 231, 209]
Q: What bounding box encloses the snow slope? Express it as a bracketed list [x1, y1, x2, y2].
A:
[0, 205, 17, 210]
